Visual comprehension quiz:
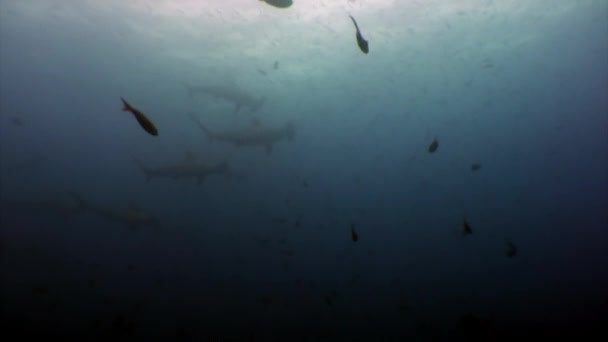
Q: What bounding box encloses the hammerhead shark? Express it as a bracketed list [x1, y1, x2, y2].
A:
[182, 82, 265, 114]
[132, 152, 229, 184]
[190, 114, 295, 155]
[69, 193, 160, 230]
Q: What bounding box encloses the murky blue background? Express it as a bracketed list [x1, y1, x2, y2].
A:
[1, 0, 607, 340]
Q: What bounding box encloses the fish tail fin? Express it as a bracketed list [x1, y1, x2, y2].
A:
[132, 156, 152, 183]
[120, 97, 131, 111]
[189, 113, 214, 142]
[349, 15, 359, 30]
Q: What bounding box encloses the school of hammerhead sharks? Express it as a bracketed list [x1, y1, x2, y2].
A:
[2, 0, 374, 231]
[3, 0, 518, 251]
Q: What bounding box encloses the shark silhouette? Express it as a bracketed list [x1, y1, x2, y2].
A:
[190, 114, 295, 155]
[132, 152, 229, 184]
[182, 82, 265, 114]
[69, 193, 160, 230]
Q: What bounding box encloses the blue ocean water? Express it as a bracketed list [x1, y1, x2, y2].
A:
[1, 0, 607, 340]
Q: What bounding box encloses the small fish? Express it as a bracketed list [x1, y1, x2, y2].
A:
[260, 0, 292, 9]
[120, 97, 158, 136]
[349, 15, 369, 54]
[351, 224, 359, 242]
[506, 240, 517, 257]
[471, 163, 481, 171]
[294, 217, 301, 228]
[428, 138, 439, 153]
[273, 60, 279, 70]
[462, 218, 472, 237]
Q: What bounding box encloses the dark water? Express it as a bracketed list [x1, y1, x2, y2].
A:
[1, 1, 607, 340]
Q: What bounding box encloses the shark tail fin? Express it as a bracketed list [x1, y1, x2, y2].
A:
[67, 191, 87, 212]
[132, 156, 152, 183]
[188, 113, 215, 142]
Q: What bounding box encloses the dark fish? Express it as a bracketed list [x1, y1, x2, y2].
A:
[351, 224, 359, 242]
[462, 218, 472, 237]
[273, 60, 279, 70]
[260, 0, 292, 9]
[506, 240, 517, 257]
[471, 163, 481, 171]
[428, 138, 439, 153]
[302, 180, 309, 188]
[120, 97, 158, 136]
[294, 217, 301, 228]
[349, 15, 369, 54]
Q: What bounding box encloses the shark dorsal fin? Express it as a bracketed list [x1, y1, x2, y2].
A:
[184, 151, 195, 162]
